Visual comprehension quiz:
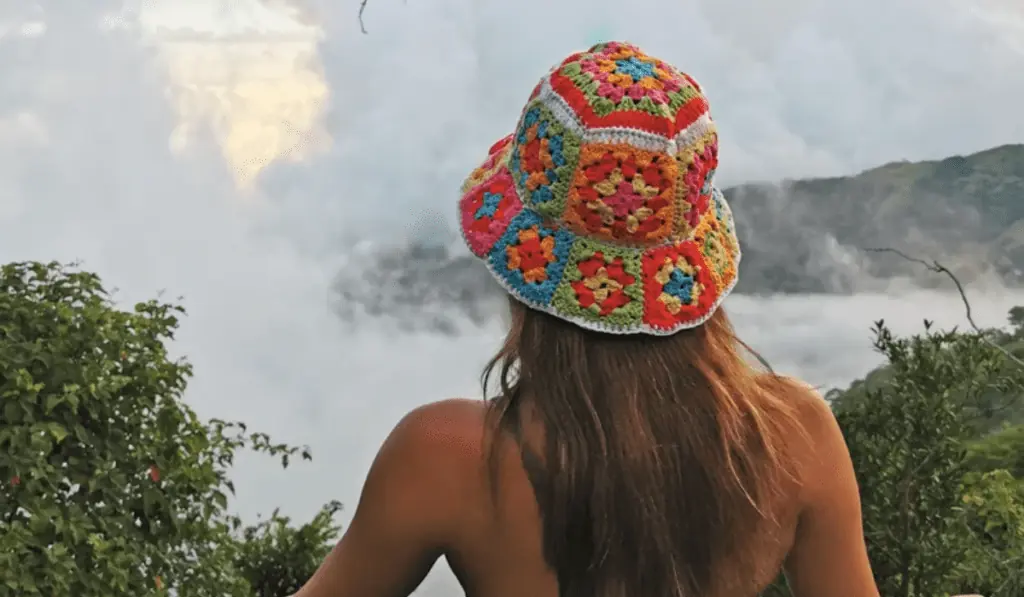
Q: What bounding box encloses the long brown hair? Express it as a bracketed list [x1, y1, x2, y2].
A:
[482, 297, 807, 597]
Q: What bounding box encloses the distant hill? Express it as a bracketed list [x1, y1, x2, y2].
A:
[726, 144, 1024, 293]
[330, 144, 1024, 332]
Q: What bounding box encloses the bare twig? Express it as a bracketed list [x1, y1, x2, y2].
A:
[864, 247, 1024, 369]
[358, 0, 369, 33]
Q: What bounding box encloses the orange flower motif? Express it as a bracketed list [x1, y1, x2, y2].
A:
[521, 124, 555, 191]
[608, 46, 636, 60]
[506, 227, 556, 283]
[570, 146, 675, 242]
[638, 76, 662, 90]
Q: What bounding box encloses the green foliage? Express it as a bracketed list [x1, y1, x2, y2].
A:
[0, 261, 328, 597]
[966, 424, 1024, 477]
[829, 327, 1024, 433]
[835, 320, 1010, 597]
[955, 470, 1024, 596]
[1010, 306, 1024, 335]
[233, 500, 343, 597]
[765, 311, 1024, 597]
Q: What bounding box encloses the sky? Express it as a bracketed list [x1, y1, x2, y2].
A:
[1, 0, 1023, 595]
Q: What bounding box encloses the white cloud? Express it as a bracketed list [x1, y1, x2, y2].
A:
[1, 1, 1023, 595]
[253, 0, 1024, 252]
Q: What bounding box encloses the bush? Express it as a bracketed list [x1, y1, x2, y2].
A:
[234, 500, 343, 597]
[0, 261, 335, 597]
[835, 321, 1007, 596]
[956, 470, 1024, 596]
[767, 316, 1024, 597]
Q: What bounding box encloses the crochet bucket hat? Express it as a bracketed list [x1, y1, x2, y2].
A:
[458, 41, 740, 335]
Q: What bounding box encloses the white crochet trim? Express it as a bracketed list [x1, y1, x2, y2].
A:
[537, 75, 586, 135]
[531, 73, 718, 158]
[674, 113, 716, 149]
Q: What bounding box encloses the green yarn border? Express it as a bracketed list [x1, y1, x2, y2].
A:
[551, 237, 645, 327]
[516, 100, 581, 221]
[701, 225, 733, 282]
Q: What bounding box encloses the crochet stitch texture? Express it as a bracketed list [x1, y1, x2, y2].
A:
[458, 41, 740, 335]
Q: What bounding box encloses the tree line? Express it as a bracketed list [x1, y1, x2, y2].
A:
[1, 261, 1022, 596]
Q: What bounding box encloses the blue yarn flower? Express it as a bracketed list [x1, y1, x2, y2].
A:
[475, 191, 503, 219]
[662, 269, 695, 304]
[615, 56, 657, 81]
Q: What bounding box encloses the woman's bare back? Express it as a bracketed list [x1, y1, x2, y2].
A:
[445, 398, 794, 597]
[295, 381, 878, 597]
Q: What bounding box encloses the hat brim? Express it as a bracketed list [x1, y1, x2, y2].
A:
[458, 135, 741, 336]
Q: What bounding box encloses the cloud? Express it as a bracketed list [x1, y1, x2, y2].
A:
[0, 0, 352, 535]
[263, 0, 1024, 239]
[2, 1, 1024, 595]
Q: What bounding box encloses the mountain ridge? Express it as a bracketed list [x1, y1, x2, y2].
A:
[330, 143, 1024, 331]
[726, 143, 1024, 293]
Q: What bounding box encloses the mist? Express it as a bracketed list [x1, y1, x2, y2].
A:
[1, 0, 1023, 595]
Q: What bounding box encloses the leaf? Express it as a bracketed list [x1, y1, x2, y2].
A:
[48, 423, 69, 443]
[44, 394, 62, 414]
[3, 400, 20, 423]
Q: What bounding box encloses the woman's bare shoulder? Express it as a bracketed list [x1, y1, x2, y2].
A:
[290, 399, 491, 597]
[757, 374, 835, 435]
[393, 398, 489, 462]
[355, 398, 489, 533]
[756, 377, 880, 596]
[784, 379, 841, 451]
[755, 374, 848, 494]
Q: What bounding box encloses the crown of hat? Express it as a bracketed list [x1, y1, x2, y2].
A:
[503, 40, 719, 248]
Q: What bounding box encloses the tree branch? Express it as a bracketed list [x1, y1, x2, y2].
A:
[358, 0, 369, 33]
[864, 247, 1024, 369]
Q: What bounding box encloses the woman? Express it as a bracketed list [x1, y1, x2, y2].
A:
[296, 41, 879, 597]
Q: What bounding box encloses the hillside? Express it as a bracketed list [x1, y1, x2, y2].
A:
[726, 144, 1024, 293]
[330, 144, 1024, 331]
